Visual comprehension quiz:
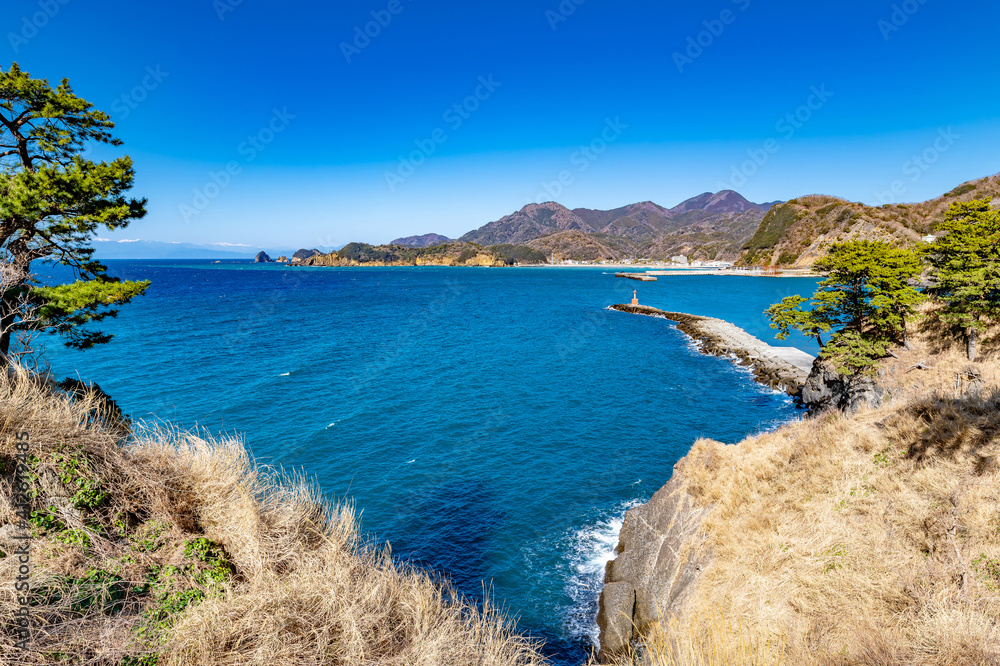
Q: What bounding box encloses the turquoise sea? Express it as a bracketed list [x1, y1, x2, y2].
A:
[42, 262, 819, 664]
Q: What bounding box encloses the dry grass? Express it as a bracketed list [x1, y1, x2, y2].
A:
[623, 317, 1000, 665]
[0, 366, 548, 665]
[610, 608, 786, 666]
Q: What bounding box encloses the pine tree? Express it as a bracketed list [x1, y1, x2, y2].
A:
[925, 198, 1000, 361]
[0, 63, 149, 360]
[766, 240, 925, 375]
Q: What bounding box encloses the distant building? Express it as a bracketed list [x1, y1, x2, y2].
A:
[670, 255, 689, 265]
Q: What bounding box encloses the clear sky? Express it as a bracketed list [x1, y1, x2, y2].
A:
[6, 0, 1000, 248]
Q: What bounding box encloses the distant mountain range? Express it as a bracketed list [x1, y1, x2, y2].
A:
[448, 190, 780, 262]
[384, 191, 779, 263]
[386, 175, 1000, 266]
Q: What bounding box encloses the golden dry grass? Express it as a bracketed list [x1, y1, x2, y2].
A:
[0, 366, 548, 665]
[620, 316, 1000, 665]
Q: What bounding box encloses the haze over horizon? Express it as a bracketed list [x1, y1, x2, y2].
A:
[7, 0, 1000, 248]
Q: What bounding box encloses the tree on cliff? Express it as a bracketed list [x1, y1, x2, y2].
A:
[0, 63, 149, 363]
[924, 198, 1000, 361]
[766, 240, 925, 374]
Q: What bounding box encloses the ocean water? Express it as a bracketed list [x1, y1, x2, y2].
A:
[40, 262, 819, 664]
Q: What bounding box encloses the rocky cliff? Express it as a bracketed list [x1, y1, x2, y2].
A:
[597, 468, 712, 662]
[595, 314, 1000, 664]
[800, 360, 885, 414]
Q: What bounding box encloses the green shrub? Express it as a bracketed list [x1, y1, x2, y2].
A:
[488, 244, 547, 265]
[946, 182, 977, 198]
[777, 251, 800, 265]
[744, 205, 803, 250]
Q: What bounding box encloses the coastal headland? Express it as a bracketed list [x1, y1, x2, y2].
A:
[608, 303, 815, 398]
[596, 310, 1000, 664]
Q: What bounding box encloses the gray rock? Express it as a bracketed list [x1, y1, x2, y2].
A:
[958, 365, 983, 398]
[253, 251, 274, 263]
[0, 523, 26, 555]
[38, 467, 69, 499]
[802, 360, 883, 415]
[597, 470, 712, 662]
[37, 468, 83, 521]
[596, 582, 635, 658]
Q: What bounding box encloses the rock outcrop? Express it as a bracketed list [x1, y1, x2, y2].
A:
[253, 251, 274, 263]
[292, 248, 321, 263]
[597, 468, 711, 662]
[801, 360, 884, 414]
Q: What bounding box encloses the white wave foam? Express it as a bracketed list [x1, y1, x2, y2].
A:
[279, 372, 291, 376]
[563, 501, 642, 647]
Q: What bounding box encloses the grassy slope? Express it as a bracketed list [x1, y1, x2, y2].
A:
[0, 373, 548, 665]
[739, 174, 1000, 267]
[614, 308, 1000, 665]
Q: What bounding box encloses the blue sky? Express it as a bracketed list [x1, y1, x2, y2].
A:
[6, 0, 1000, 247]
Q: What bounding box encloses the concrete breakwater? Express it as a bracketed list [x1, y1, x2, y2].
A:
[615, 272, 657, 282]
[608, 303, 815, 398]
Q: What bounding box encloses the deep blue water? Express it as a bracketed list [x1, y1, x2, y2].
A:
[40, 262, 819, 664]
